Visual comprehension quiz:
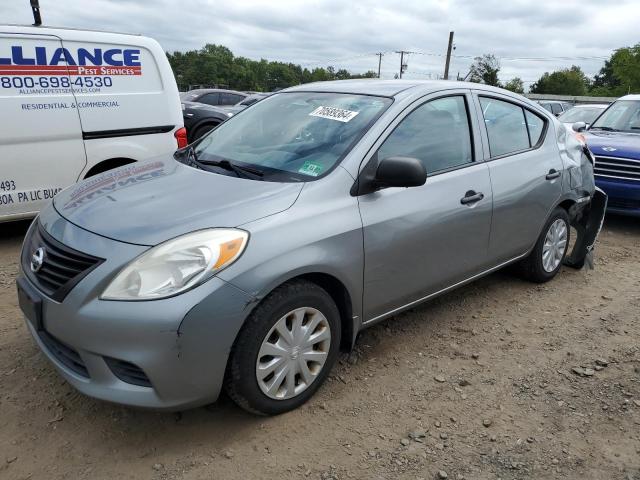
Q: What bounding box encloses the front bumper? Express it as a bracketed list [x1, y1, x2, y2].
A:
[19, 209, 255, 410]
[596, 177, 640, 216]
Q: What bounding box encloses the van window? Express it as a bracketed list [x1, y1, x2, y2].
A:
[377, 95, 473, 174]
[480, 97, 530, 157]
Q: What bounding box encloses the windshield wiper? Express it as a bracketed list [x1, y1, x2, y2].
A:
[196, 158, 264, 179]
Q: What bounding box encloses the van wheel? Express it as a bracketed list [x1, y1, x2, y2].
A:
[225, 280, 341, 415]
[518, 208, 570, 283]
[192, 123, 217, 141]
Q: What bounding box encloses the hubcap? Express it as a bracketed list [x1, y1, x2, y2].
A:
[542, 218, 568, 273]
[256, 307, 331, 400]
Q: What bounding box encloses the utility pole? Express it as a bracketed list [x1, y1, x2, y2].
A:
[444, 31, 454, 80]
[376, 52, 384, 78]
[395, 51, 410, 79]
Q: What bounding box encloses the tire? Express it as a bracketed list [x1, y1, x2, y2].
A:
[192, 123, 217, 141]
[225, 280, 341, 415]
[518, 207, 570, 283]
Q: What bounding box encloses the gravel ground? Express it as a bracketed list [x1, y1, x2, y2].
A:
[0, 216, 639, 480]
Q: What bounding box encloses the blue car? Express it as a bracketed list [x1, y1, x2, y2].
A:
[582, 94, 640, 216]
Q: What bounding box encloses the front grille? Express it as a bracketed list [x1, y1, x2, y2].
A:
[105, 358, 152, 387]
[39, 330, 89, 378]
[22, 223, 103, 301]
[594, 155, 640, 182]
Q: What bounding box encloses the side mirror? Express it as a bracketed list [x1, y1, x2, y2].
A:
[352, 156, 426, 196]
[572, 121, 587, 133]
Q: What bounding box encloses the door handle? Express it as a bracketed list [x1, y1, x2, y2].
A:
[546, 169, 561, 180]
[460, 190, 484, 205]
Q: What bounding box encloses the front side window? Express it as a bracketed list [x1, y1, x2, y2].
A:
[193, 92, 392, 181]
[551, 103, 563, 115]
[377, 96, 473, 174]
[480, 97, 530, 157]
[591, 100, 640, 133]
[221, 93, 244, 105]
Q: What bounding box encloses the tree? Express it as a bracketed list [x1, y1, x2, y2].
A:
[606, 44, 640, 95]
[530, 66, 590, 95]
[503, 77, 524, 94]
[166, 45, 377, 91]
[468, 54, 501, 87]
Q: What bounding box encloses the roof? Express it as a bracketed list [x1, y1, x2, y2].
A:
[620, 94, 640, 101]
[282, 79, 519, 98]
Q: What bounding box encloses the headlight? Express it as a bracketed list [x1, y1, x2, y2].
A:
[101, 229, 248, 301]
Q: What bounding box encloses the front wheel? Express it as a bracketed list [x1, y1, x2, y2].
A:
[518, 207, 570, 283]
[225, 280, 341, 415]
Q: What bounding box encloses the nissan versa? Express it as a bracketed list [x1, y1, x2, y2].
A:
[17, 80, 607, 415]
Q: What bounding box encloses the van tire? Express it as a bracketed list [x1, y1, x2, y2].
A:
[518, 208, 570, 283]
[225, 280, 341, 415]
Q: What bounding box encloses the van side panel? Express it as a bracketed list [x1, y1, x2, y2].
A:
[0, 33, 87, 219]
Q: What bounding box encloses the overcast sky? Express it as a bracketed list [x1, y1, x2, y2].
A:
[3, 0, 639, 86]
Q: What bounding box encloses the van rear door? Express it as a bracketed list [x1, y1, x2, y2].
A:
[0, 33, 86, 220]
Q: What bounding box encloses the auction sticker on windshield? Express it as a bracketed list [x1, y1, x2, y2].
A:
[309, 106, 359, 122]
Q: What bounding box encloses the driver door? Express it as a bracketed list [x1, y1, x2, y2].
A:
[357, 92, 493, 322]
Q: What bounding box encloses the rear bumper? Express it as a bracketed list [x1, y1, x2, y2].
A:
[596, 177, 640, 216]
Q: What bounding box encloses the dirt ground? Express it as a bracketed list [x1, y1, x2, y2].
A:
[0, 216, 639, 480]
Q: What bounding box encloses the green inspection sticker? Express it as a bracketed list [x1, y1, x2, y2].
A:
[298, 161, 324, 177]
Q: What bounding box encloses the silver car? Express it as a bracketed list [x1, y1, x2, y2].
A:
[17, 80, 606, 415]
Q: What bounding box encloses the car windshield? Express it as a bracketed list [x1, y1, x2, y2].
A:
[558, 106, 606, 124]
[591, 100, 640, 133]
[180, 92, 200, 101]
[192, 92, 392, 181]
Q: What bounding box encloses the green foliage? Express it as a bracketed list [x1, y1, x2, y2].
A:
[590, 44, 640, 96]
[166, 44, 377, 91]
[530, 66, 590, 95]
[468, 54, 501, 87]
[503, 77, 524, 94]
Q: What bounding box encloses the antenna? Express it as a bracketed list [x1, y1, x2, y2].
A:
[31, 0, 42, 26]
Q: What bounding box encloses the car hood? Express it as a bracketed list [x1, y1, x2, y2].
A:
[53, 157, 304, 246]
[584, 131, 640, 160]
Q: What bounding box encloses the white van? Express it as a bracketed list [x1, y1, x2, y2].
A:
[0, 25, 186, 222]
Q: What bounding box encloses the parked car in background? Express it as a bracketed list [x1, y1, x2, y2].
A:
[220, 93, 271, 115]
[558, 104, 608, 128]
[182, 101, 233, 142]
[180, 88, 248, 107]
[18, 80, 605, 415]
[580, 94, 640, 216]
[0, 24, 185, 223]
[538, 100, 573, 117]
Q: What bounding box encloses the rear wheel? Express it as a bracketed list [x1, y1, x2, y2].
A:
[518, 207, 570, 283]
[225, 280, 341, 415]
[192, 123, 218, 141]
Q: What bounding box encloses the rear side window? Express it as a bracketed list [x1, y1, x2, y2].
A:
[525, 110, 545, 146]
[199, 93, 220, 105]
[221, 93, 245, 105]
[377, 95, 473, 174]
[480, 97, 529, 157]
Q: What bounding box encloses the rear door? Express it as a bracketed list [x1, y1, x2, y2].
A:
[0, 33, 86, 219]
[474, 93, 563, 263]
[358, 91, 493, 322]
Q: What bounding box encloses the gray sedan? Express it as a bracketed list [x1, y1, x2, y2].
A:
[17, 80, 606, 415]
